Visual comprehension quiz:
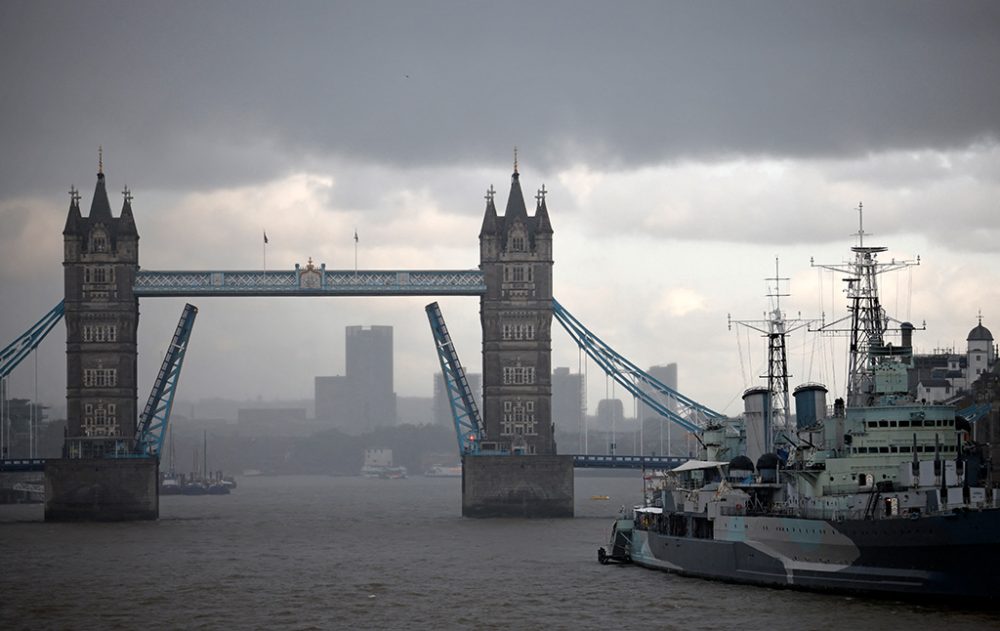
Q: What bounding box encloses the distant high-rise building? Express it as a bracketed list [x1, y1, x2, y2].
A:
[552, 367, 584, 432]
[595, 398, 625, 430]
[638, 363, 686, 456]
[433, 372, 482, 427]
[314, 325, 396, 433]
[639, 363, 678, 419]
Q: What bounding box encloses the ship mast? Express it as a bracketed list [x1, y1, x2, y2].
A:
[729, 257, 812, 453]
[811, 203, 920, 406]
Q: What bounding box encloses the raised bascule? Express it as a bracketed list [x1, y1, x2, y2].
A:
[2, 155, 714, 520]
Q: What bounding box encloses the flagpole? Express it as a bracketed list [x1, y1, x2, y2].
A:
[263, 230, 267, 280]
[354, 228, 358, 276]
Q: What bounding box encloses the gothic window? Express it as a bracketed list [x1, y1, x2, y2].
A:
[83, 368, 118, 387]
[511, 236, 525, 251]
[512, 266, 525, 282]
[83, 324, 117, 343]
[91, 229, 108, 253]
[82, 401, 118, 437]
[499, 399, 536, 437]
[502, 366, 536, 385]
[84, 266, 114, 284]
[527, 265, 533, 282]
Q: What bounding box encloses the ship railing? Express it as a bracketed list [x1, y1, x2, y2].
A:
[718, 504, 884, 521]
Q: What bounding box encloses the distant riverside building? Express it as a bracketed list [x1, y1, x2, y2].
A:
[595, 398, 625, 431]
[910, 319, 997, 404]
[397, 396, 434, 425]
[237, 408, 308, 424]
[237, 407, 311, 437]
[638, 363, 686, 455]
[552, 367, 585, 432]
[314, 325, 397, 433]
[638, 363, 678, 419]
[433, 372, 482, 427]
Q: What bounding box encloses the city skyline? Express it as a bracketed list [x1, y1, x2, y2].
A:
[2, 2, 999, 418]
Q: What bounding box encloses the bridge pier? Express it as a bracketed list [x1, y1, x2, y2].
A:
[462, 455, 574, 518]
[44, 458, 158, 521]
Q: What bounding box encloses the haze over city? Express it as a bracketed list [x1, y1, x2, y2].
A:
[2, 1, 999, 418]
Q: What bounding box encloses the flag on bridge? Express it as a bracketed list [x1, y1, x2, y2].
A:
[264, 230, 269, 244]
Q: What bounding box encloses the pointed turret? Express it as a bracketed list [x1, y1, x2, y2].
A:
[535, 189, 553, 235]
[119, 186, 138, 237]
[63, 186, 82, 235]
[479, 185, 498, 238]
[504, 168, 529, 221]
[88, 170, 114, 222]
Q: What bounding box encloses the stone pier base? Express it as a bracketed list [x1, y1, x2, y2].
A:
[462, 454, 574, 518]
[45, 458, 159, 521]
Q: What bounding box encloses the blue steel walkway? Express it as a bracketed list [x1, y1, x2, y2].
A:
[0, 458, 47, 472]
[570, 454, 688, 469]
[133, 268, 486, 297]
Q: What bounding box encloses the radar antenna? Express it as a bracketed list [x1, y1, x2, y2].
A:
[810, 204, 920, 406]
[728, 257, 815, 454]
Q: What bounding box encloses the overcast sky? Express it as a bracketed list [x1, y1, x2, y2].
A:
[2, 1, 999, 423]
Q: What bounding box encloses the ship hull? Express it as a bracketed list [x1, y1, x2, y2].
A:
[630, 509, 1000, 599]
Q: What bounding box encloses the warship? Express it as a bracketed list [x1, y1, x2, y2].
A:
[602, 214, 1000, 598]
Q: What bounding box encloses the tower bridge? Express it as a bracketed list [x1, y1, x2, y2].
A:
[3, 158, 708, 520]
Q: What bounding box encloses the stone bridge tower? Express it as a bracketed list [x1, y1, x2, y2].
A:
[62, 163, 140, 457]
[479, 164, 555, 455]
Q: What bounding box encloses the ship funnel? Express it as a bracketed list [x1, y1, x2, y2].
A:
[901, 321, 915, 364]
[793, 383, 828, 430]
[901, 321, 914, 350]
[742, 387, 769, 466]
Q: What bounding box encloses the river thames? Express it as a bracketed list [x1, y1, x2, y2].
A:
[2, 474, 998, 630]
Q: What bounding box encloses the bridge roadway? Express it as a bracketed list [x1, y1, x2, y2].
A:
[1, 455, 688, 473]
[569, 454, 688, 469]
[133, 269, 486, 297]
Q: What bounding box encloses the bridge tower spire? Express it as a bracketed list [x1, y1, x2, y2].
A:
[479, 163, 555, 455]
[63, 163, 140, 457]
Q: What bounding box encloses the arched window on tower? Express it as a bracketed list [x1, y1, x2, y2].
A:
[90, 227, 109, 253]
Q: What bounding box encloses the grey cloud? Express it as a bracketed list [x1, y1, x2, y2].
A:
[2, 1, 999, 197]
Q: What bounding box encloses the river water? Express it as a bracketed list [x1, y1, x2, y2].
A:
[1, 473, 997, 630]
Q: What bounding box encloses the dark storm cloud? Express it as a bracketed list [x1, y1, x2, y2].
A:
[1, 0, 998, 196]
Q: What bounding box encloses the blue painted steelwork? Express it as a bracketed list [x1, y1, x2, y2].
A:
[1, 301, 65, 379]
[133, 304, 198, 458]
[551, 298, 725, 435]
[426, 302, 485, 455]
[0, 458, 46, 472]
[133, 268, 486, 297]
[571, 454, 689, 470]
[958, 403, 992, 424]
